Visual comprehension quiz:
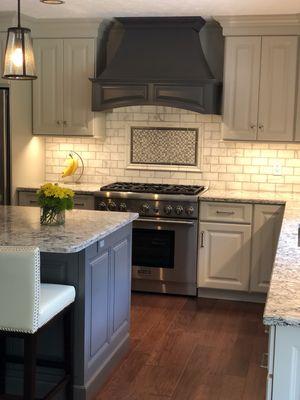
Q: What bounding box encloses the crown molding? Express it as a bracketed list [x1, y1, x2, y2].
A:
[214, 14, 300, 36]
[0, 11, 102, 38]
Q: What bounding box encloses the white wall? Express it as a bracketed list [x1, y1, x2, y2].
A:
[10, 81, 45, 203]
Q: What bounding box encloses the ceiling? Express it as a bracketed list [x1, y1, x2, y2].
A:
[0, 0, 299, 19]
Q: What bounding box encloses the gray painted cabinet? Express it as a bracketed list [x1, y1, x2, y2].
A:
[6, 224, 132, 400]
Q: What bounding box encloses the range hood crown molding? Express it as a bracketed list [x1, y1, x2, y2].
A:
[91, 16, 223, 114]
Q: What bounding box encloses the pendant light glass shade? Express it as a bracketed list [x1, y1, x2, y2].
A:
[2, 0, 37, 80]
[3, 27, 37, 80]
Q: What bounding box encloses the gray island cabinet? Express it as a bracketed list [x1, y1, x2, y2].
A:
[0, 206, 138, 400]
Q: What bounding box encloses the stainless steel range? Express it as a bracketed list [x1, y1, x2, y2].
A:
[95, 182, 206, 296]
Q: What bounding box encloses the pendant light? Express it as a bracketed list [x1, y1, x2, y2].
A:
[2, 0, 37, 80]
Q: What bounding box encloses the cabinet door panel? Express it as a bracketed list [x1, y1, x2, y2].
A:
[33, 39, 64, 134]
[250, 204, 283, 293]
[111, 238, 131, 337]
[258, 36, 298, 141]
[63, 39, 94, 135]
[89, 251, 110, 357]
[223, 36, 261, 140]
[198, 222, 251, 291]
[295, 46, 300, 141]
[273, 326, 300, 400]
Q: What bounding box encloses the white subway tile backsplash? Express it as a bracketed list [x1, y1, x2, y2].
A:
[43, 106, 300, 193]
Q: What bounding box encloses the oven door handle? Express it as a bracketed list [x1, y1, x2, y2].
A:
[136, 218, 195, 226]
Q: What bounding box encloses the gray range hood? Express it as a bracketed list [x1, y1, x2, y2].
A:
[91, 17, 222, 114]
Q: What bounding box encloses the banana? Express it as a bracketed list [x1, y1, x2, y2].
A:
[62, 156, 78, 178]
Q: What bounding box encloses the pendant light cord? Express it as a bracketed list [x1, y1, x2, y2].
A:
[17, 0, 21, 28]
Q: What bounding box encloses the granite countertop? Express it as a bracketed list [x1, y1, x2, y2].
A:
[17, 183, 100, 195]
[199, 189, 300, 327]
[200, 188, 292, 204]
[0, 206, 138, 254]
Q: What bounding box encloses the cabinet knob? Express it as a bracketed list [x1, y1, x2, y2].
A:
[63, 121, 68, 126]
[56, 120, 61, 126]
[258, 124, 264, 131]
[250, 124, 256, 130]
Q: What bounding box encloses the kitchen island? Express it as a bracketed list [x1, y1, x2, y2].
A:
[0, 206, 138, 400]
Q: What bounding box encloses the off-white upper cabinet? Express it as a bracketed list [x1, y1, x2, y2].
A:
[295, 55, 300, 141]
[223, 36, 298, 142]
[33, 38, 103, 137]
[250, 204, 284, 293]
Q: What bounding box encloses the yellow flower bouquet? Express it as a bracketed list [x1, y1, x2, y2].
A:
[37, 183, 74, 226]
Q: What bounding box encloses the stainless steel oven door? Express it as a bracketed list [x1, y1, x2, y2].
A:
[132, 217, 198, 296]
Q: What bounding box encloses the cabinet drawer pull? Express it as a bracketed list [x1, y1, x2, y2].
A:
[200, 231, 205, 248]
[260, 352, 268, 369]
[216, 210, 235, 215]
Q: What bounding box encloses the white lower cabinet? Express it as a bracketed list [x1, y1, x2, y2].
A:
[250, 204, 284, 293]
[268, 325, 300, 400]
[197, 222, 251, 291]
[198, 201, 284, 294]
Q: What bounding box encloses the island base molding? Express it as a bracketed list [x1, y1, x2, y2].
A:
[74, 335, 130, 400]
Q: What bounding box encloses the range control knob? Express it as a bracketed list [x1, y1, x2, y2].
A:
[108, 201, 117, 211]
[175, 205, 184, 215]
[98, 201, 107, 211]
[119, 203, 127, 212]
[141, 203, 150, 213]
[186, 206, 195, 216]
[164, 205, 173, 215]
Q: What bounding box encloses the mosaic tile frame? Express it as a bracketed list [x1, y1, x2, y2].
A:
[130, 127, 199, 167]
[125, 122, 203, 172]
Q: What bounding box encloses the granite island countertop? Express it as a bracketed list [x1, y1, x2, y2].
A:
[199, 189, 300, 327]
[0, 206, 138, 253]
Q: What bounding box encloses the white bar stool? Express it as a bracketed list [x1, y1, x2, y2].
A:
[0, 246, 75, 400]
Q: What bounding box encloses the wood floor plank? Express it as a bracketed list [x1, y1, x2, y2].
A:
[97, 294, 266, 400]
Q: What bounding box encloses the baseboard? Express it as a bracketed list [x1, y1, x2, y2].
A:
[197, 288, 267, 303]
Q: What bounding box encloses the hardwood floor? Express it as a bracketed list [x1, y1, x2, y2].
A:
[96, 293, 267, 400]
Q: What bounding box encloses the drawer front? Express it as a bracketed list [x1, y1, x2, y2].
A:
[200, 201, 252, 224]
[19, 191, 95, 210]
[73, 194, 95, 210]
[18, 191, 39, 207]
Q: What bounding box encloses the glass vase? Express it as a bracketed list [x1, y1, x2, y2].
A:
[40, 207, 65, 226]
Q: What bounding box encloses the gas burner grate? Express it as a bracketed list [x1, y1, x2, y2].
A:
[100, 182, 205, 196]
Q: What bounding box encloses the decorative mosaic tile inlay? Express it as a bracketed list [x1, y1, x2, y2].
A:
[130, 127, 198, 166]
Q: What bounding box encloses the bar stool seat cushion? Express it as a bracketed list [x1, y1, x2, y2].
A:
[39, 284, 75, 329]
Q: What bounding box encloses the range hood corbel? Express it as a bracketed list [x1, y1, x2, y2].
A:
[91, 17, 222, 114]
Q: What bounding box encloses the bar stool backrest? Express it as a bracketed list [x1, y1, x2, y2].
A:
[0, 246, 40, 334]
